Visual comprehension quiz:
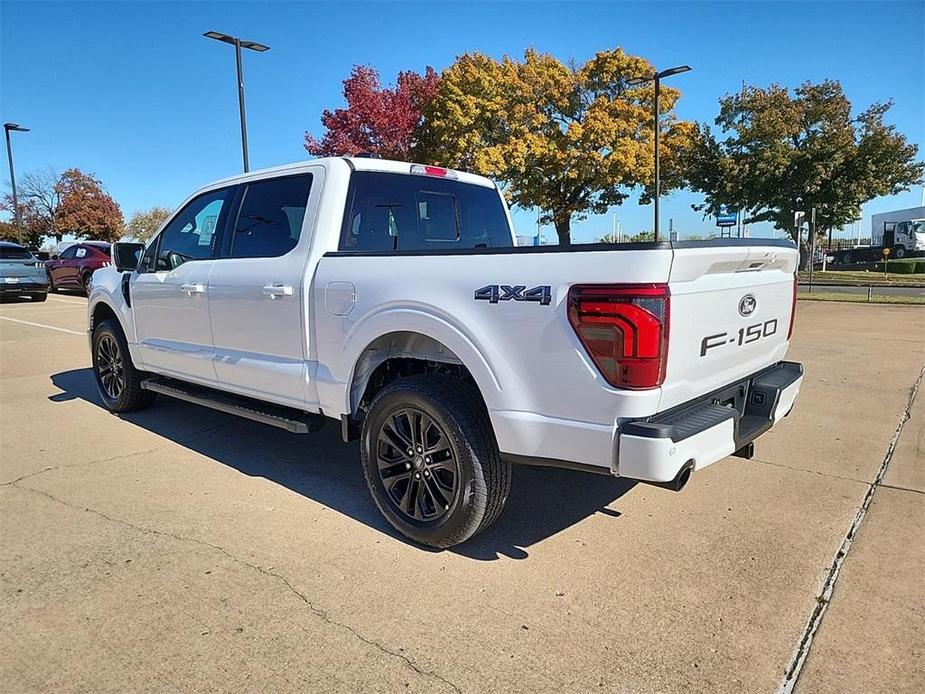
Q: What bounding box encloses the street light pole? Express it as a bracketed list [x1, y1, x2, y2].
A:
[234, 37, 249, 172]
[627, 65, 691, 243]
[3, 123, 30, 229]
[203, 31, 270, 173]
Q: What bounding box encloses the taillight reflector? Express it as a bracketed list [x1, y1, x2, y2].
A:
[787, 274, 798, 339]
[568, 284, 670, 389]
[410, 164, 458, 179]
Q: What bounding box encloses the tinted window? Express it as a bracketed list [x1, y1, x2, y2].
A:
[0, 245, 32, 260]
[150, 187, 232, 271]
[59, 246, 78, 259]
[230, 174, 312, 258]
[340, 172, 512, 252]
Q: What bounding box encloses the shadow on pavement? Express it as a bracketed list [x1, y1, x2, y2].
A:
[50, 368, 636, 561]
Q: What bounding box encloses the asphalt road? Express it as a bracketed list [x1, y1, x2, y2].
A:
[1, 296, 922, 693]
[799, 282, 925, 298]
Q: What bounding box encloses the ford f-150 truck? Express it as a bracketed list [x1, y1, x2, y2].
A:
[88, 157, 803, 547]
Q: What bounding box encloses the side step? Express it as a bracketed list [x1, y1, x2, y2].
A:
[141, 377, 325, 434]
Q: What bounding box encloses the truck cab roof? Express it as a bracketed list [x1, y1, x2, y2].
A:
[198, 157, 497, 195]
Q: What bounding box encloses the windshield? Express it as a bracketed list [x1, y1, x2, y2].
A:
[0, 246, 34, 260]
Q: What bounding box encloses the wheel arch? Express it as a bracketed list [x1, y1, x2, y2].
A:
[88, 292, 140, 367]
[348, 330, 488, 410]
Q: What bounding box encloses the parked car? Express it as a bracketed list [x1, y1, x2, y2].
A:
[88, 157, 803, 548]
[45, 241, 113, 294]
[0, 241, 49, 302]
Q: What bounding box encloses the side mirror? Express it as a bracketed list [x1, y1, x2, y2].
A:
[112, 242, 145, 272]
[51, 254, 59, 260]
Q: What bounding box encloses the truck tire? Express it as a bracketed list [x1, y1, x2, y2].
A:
[893, 245, 906, 259]
[360, 374, 510, 548]
[91, 318, 155, 413]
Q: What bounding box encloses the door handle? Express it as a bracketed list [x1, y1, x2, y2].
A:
[180, 283, 206, 295]
[262, 284, 294, 299]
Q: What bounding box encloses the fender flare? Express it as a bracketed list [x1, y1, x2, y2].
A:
[333, 307, 503, 417]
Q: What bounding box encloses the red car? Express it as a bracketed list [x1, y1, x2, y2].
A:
[45, 241, 113, 294]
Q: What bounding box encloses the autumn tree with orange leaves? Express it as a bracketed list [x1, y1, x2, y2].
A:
[4, 167, 124, 244]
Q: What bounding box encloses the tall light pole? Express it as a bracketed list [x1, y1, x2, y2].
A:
[4, 122, 30, 228]
[627, 65, 691, 242]
[203, 31, 270, 172]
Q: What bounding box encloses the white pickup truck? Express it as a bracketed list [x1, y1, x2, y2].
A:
[89, 157, 803, 547]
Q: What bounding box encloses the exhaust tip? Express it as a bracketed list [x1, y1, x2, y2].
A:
[641, 460, 694, 492]
[675, 464, 692, 491]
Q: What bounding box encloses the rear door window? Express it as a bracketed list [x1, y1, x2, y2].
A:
[229, 174, 313, 258]
[340, 172, 511, 252]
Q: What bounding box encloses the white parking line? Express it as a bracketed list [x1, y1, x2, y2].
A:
[48, 296, 86, 305]
[0, 315, 84, 336]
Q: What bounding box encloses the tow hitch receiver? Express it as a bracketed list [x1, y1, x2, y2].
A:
[733, 442, 755, 460]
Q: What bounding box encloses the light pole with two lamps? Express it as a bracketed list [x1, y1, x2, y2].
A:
[627, 65, 691, 242]
[203, 31, 270, 173]
[4, 122, 30, 229]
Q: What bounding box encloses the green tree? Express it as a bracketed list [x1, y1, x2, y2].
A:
[128, 206, 172, 242]
[687, 81, 924, 264]
[420, 48, 696, 245]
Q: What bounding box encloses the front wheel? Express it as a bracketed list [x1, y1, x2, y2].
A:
[360, 375, 510, 548]
[92, 319, 155, 413]
[893, 246, 906, 259]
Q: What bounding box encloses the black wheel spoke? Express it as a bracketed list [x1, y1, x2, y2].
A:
[422, 475, 449, 512]
[381, 419, 413, 454]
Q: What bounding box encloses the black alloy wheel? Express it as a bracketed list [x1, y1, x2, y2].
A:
[376, 407, 460, 522]
[96, 333, 125, 400]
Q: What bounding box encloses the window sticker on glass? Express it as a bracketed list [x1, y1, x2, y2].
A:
[75, 247, 87, 258]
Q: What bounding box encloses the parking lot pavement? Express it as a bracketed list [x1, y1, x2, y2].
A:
[1, 297, 922, 693]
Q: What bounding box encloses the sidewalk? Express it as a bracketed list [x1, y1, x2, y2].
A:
[796, 375, 924, 693]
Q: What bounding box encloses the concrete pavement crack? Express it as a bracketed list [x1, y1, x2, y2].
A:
[878, 483, 925, 496]
[5, 480, 462, 694]
[749, 457, 868, 486]
[776, 364, 924, 694]
[0, 423, 233, 487]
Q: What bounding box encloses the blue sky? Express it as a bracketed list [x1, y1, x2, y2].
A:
[2, 1, 923, 243]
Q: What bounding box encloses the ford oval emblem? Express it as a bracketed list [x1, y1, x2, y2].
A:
[739, 294, 757, 317]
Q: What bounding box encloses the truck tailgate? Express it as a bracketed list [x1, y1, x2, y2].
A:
[660, 242, 798, 411]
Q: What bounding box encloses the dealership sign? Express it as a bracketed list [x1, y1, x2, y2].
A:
[716, 206, 738, 227]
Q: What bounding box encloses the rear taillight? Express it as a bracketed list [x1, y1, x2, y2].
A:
[567, 284, 670, 389]
[787, 274, 797, 339]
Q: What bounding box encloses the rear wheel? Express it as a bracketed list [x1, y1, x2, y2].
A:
[80, 271, 92, 295]
[92, 319, 155, 413]
[360, 375, 510, 548]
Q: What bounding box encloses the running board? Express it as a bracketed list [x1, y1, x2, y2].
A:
[140, 377, 325, 434]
